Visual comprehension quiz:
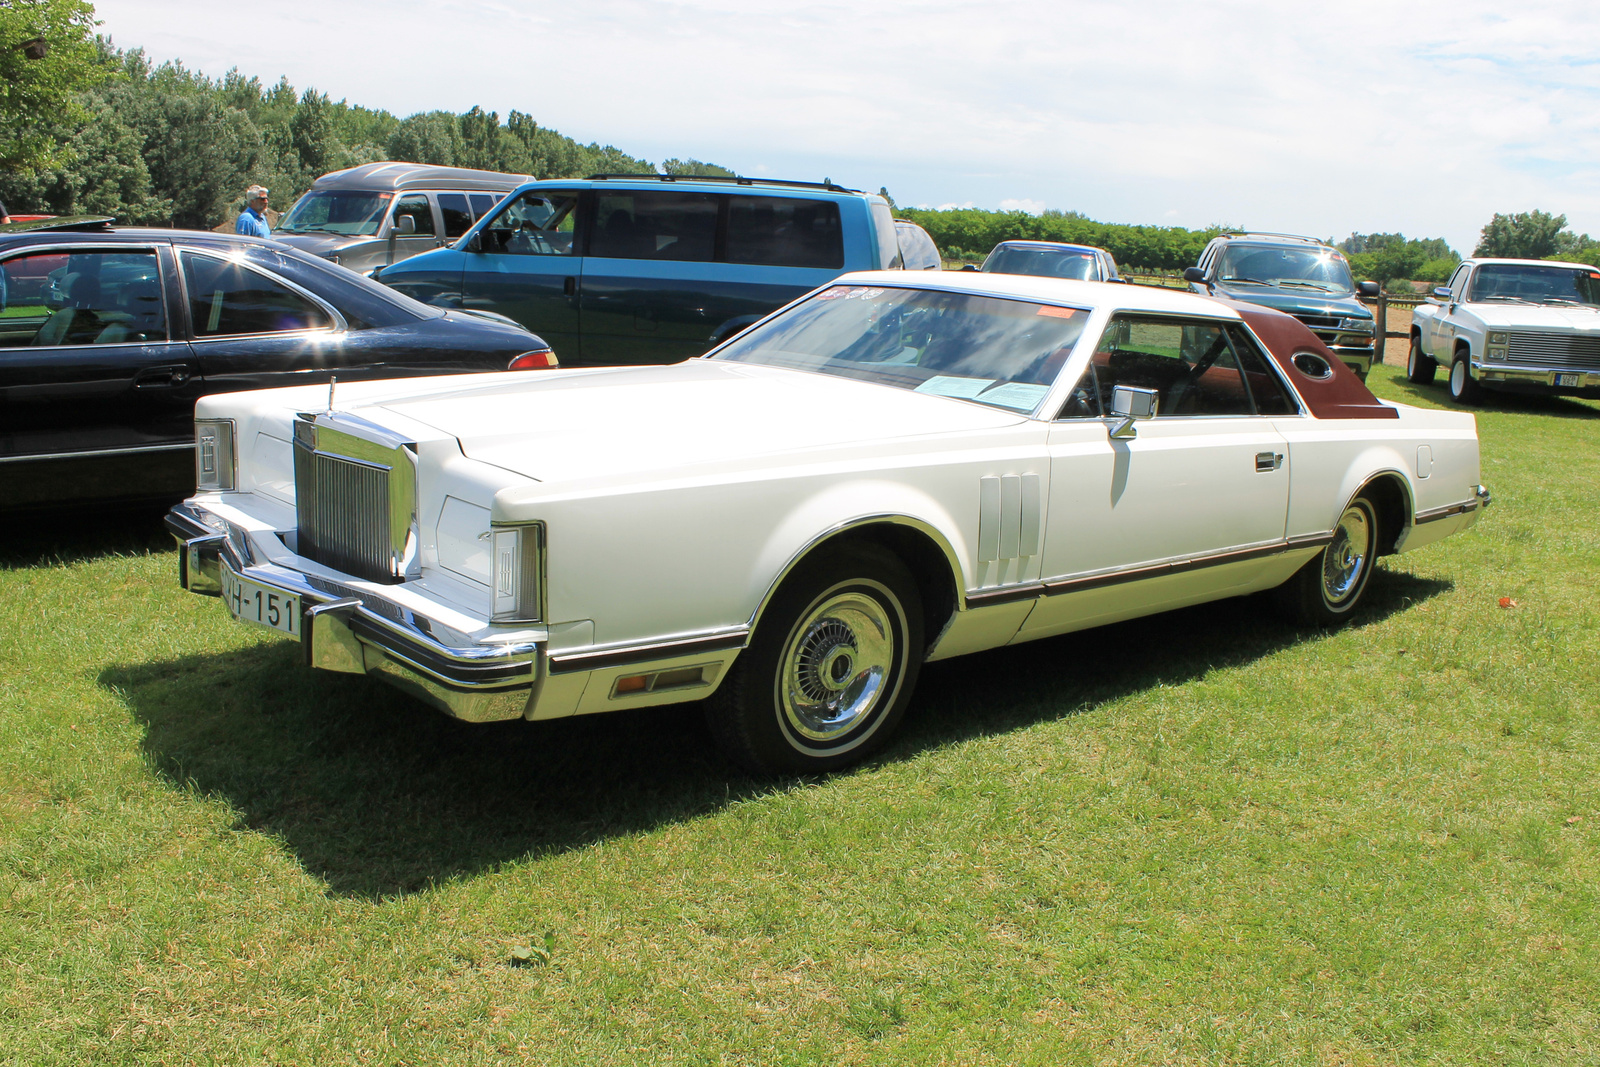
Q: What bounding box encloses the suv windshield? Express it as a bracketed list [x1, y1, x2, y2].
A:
[1467, 263, 1600, 306]
[1217, 244, 1355, 294]
[711, 284, 1088, 414]
[277, 191, 395, 236]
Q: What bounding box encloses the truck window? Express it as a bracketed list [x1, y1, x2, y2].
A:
[726, 196, 845, 269]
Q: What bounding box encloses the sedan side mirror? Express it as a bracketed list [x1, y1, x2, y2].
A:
[1183, 266, 1207, 286]
[1358, 281, 1380, 298]
[1108, 385, 1159, 439]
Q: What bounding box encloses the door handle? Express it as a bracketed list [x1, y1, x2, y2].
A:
[1255, 452, 1283, 472]
[134, 365, 194, 388]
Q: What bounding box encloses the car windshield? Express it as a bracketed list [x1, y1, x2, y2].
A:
[1467, 264, 1600, 306]
[276, 191, 394, 236]
[710, 284, 1089, 414]
[1217, 245, 1355, 293]
[983, 246, 1099, 281]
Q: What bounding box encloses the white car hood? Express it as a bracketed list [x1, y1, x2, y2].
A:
[369, 360, 1028, 483]
[1469, 303, 1600, 329]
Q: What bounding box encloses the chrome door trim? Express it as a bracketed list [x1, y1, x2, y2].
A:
[964, 533, 1333, 608]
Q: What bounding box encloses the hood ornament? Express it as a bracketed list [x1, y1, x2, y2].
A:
[326, 375, 338, 414]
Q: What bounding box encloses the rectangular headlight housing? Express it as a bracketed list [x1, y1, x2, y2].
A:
[195, 419, 236, 491]
[491, 522, 545, 623]
[1339, 317, 1374, 332]
[1488, 331, 1509, 345]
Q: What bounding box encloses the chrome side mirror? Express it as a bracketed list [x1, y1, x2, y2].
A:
[1108, 385, 1158, 439]
[392, 214, 417, 236]
[1431, 286, 1451, 301]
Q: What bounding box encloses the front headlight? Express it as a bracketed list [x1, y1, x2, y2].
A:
[491, 523, 545, 623]
[1488, 331, 1509, 345]
[195, 420, 236, 491]
[1339, 317, 1374, 333]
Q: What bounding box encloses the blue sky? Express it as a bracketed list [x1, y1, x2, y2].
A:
[94, 0, 1600, 256]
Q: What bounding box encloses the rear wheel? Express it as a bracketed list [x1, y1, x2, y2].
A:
[1406, 336, 1436, 384]
[1276, 495, 1378, 627]
[706, 543, 924, 775]
[1448, 352, 1483, 404]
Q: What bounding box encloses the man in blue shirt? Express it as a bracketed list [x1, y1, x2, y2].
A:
[235, 185, 271, 238]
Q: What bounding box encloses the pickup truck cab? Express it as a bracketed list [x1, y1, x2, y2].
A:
[1407, 257, 1600, 404]
[377, 175, 908, 364]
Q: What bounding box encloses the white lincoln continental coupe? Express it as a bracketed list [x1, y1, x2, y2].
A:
[169, 272, 1489, 773]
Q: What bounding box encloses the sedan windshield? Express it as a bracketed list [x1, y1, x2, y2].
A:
[1467, 264, 1600, 306]
[1217, 245, 1355, 294]
[983, 246, 1099, 281]
[711, 285, 1088, 414]
[277, 191, 394, 236]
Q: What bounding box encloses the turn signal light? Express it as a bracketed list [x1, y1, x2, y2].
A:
[508, 348, 559, 370]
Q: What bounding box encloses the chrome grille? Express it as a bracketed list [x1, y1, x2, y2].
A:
[1506, 331, 1600, 369]
[1293, 313, 1340, 330]
[292, 414, 417, 585]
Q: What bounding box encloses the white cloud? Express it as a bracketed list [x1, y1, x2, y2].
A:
[998, 199, 1046, 215]
[91, 0, 1600, 256]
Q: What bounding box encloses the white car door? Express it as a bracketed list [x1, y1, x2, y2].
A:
[1020, 314, 1293, 640]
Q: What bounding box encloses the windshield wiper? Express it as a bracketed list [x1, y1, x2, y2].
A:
[1219, 276, 1271, 286]
[280, 225, 344, 235]
[1276, 280, 1341, 293]
[1478, 295, 1538, 305]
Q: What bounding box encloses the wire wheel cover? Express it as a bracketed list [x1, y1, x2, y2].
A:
[1322, 504, 1372, 605]
[779, 589, 898, 743]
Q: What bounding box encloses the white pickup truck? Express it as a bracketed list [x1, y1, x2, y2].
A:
[1408, 257, 1600, 404]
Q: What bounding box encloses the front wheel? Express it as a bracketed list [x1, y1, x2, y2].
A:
[1275, 495, 1378, 627]
[706, 543, 924, 775]
[1406, 336, 1436, 384]
[1448, 354, 1483, 404]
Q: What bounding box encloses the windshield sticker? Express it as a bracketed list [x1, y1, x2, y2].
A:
[814, 287, 849, 300]
[1036, 305, 1081, 319]
[977, 382, 1051, 410]
[915, 376, 996, 399]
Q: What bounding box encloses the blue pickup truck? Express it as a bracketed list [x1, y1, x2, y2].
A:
[377, 175, 926, 365]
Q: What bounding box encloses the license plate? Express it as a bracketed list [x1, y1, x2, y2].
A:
[1556, 373, 1582, 388]
[222, 567, 300, 636]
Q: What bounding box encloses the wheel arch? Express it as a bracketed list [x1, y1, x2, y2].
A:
[747, 515, 964, 658]
[1350, 469, 1413, 557]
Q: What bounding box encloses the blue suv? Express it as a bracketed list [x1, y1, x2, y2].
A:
[378, 175, 914, 364]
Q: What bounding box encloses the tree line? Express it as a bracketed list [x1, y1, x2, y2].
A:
[0, 37, 733, 231]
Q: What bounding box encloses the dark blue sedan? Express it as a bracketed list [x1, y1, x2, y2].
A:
[0, 218, 556, 510]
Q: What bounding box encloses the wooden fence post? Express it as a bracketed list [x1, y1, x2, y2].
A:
[1376, 292, 1388, 367]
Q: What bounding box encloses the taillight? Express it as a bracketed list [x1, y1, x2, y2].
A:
[508, 347, 558, 370]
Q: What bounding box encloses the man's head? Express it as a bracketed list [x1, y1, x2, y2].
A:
[246, 185, 269, 211]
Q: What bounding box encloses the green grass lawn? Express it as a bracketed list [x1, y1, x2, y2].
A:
[3, 367, 1596, 1065]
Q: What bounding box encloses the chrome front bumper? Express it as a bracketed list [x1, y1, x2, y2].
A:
[166, 503, 539, 723]
[1473, 361, 1600, 391]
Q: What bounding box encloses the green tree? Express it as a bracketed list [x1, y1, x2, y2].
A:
[662, 158, 736, 178]
[1474, 211, 1568, 259]
[0, 0, 102, 171]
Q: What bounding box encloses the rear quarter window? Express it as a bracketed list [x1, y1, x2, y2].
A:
[726, 196, 844, 269]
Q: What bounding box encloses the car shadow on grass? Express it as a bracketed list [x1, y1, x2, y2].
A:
[0, 504, 174, 570]
[1384, 378, 1600, 419]
[104, 567, 1450, 900]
